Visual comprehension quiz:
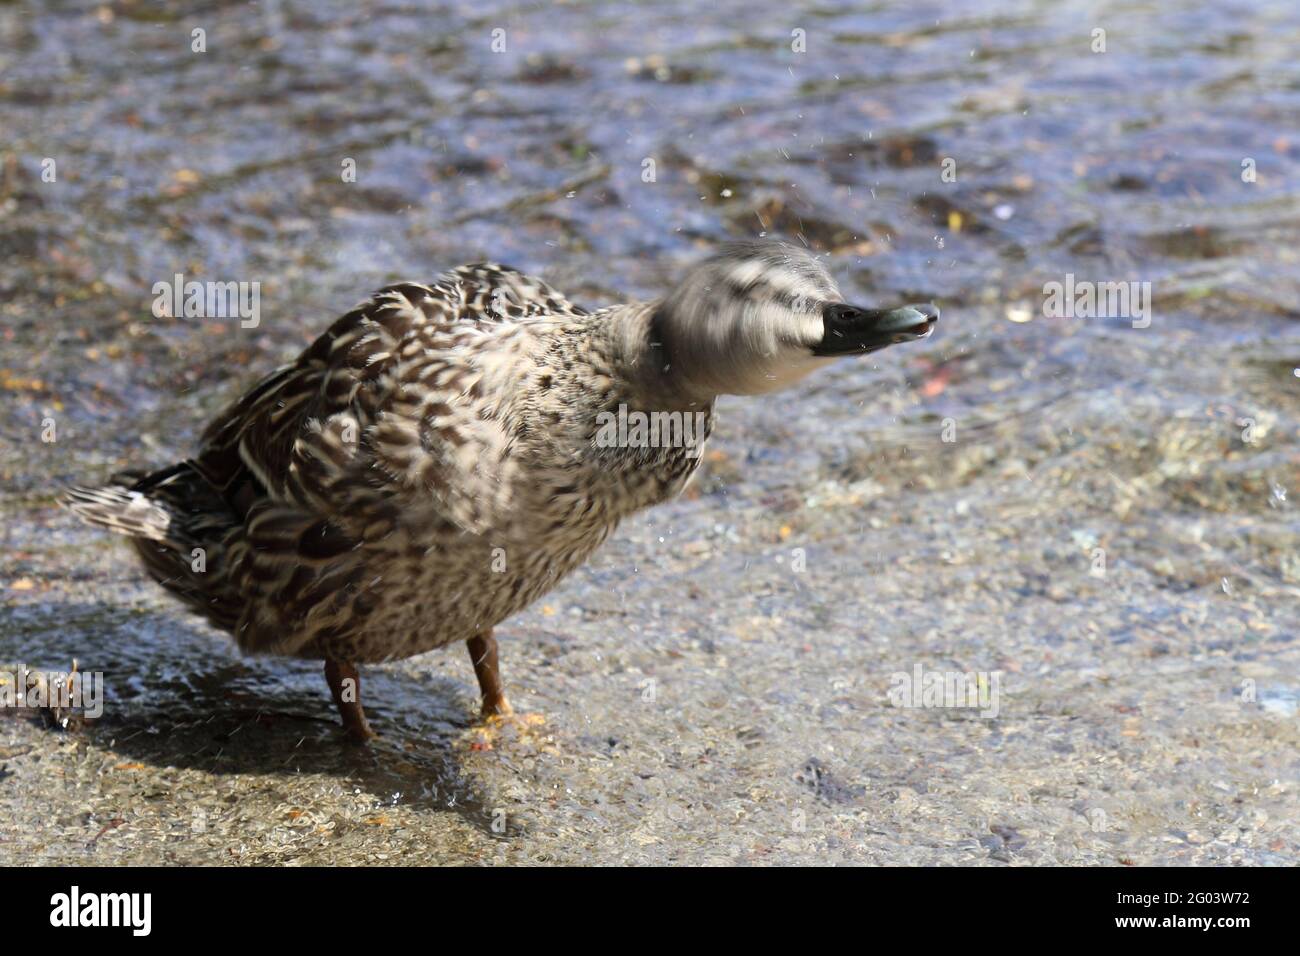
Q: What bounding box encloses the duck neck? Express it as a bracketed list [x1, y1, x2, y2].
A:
[599, 301, 717, 412]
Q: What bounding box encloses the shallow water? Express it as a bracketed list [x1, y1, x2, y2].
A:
[1, 0, 1297, 864]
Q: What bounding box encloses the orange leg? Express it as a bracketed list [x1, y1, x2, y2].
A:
[467, 630, 513, 718]
[324, 659, 376, 743]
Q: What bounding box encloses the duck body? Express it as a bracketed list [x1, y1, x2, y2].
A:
[65, 240, 935, 738]
[74, 267, 711, 662]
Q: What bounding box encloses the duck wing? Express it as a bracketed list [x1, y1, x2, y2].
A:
[194, 264, 586, 520]
[184, 266, 587, 652]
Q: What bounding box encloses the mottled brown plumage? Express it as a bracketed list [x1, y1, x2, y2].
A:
[64, 240, 937, 739]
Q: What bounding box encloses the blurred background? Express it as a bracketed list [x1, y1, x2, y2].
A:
[0, 0, 1297, 865]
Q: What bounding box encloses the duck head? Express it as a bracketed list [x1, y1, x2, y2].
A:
[648, 240, 937, 400]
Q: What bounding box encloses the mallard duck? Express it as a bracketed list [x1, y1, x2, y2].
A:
[64, 240, 937, 741]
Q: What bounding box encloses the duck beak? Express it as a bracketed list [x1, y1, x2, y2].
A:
[813, 302, 939, 356]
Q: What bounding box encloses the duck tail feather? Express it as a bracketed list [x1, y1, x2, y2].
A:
[61, 484, 183, 548]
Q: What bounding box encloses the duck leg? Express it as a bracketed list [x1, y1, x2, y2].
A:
[324, 659, 376, 742]
[467, 630, 513, 718]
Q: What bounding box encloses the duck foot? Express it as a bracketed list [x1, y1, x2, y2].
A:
[324, 659, 377, 744]
[465, 632, 549, 749]
[467, 629, 514, 720]
[470, 712, 549, 752]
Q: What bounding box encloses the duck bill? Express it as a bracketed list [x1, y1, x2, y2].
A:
[813, 302, 939, 356]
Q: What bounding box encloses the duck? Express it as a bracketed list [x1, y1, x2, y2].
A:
[64, 239, 938, 741]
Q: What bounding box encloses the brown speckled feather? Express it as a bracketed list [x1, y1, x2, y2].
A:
[177, 264, 596, 655]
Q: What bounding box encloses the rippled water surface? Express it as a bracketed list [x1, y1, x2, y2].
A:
[1, 0, 1297, 864]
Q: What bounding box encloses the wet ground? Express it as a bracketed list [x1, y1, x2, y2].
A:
[2, 0, 1298, 864]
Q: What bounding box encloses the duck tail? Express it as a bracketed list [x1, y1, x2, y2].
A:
[62, 484, 179, 545]
[63, 464, 245, 632]
[61, 463, 192, 550]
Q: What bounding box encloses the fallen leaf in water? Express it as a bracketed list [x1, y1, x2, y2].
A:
[920, 367, 952, 397]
